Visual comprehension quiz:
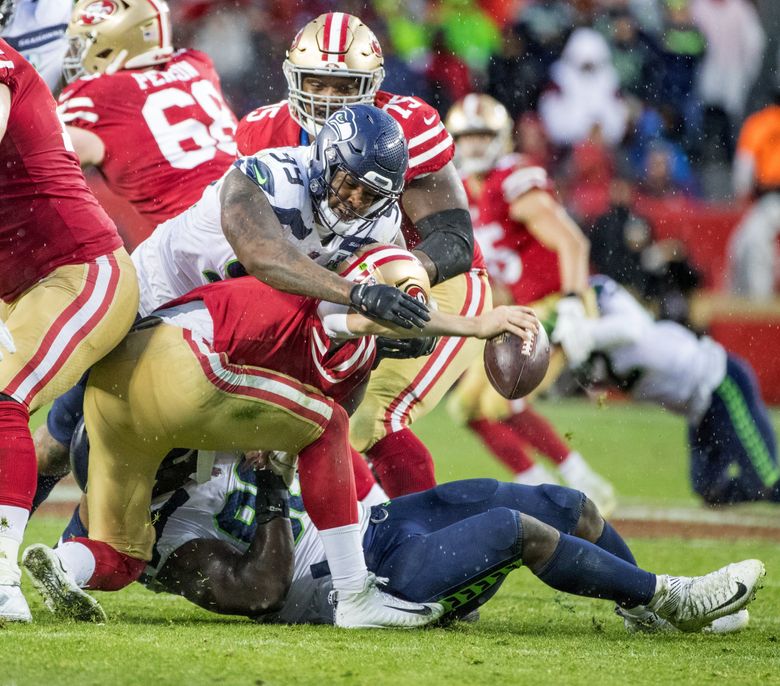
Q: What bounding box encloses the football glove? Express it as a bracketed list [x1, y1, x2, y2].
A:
[375, 335, 438, 361]
[551, 295, 593, 368]
[0, 320, 15, 361]
[253, 469, 290, 525]
[350, 283, 430, 330]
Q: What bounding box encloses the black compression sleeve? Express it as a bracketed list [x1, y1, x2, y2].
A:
[414, 208, 474, 285]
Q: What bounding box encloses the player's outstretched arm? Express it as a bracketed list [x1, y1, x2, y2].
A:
[347, 305, 539, 341]
[155, 471, 294, 618]
[0, 83, 10, 143]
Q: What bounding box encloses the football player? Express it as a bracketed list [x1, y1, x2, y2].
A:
[21, 247, 540, 628]
[444, 94, 616, 513]
[34, 0, 239, 511]
[0, 0, 71, 91]
[49, 449, 761, 633]
[236, 13, 492, 497]
[0, 39, 139, 622]
[554, 276, 780, 506]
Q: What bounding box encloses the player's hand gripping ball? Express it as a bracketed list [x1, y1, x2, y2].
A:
[484, 325, 550, 399]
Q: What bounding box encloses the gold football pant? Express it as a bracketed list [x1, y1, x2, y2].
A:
[84, 323, 332, 560]
[0, 248, 138, 411]
[349, 270, 492, 452]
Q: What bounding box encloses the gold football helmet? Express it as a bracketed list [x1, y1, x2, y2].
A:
[283, 12, 385, 136]
[339, 244, 431, 306]
[445, 93, 513, 176]
[63, 0, 174, 83]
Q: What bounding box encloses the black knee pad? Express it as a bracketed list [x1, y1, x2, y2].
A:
[433, 478, 500, 505]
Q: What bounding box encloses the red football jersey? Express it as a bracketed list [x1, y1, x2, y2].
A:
[475, 155, 560, 305]
[169, 277, 375, 405]
[236, 93, 486, 270]
[58, 49, 237, 232]
[0, 39, 122, 303]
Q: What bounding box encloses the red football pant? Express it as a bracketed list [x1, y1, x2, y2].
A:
[367, 428, 436, 497]
[0, 400, 36, 510]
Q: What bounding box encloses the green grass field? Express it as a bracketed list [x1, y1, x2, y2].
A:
[5, 400, 780, 686]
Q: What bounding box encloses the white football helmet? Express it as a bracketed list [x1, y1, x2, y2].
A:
[445, 93, 513, 177]
[283, 12, 385, 136]
[63, 0, 174, 83]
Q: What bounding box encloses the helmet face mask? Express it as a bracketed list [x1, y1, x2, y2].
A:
[284, 12, 385, 136]
[445, 94, 513, 177]
[0, 0, 16, 30]
[63, 0, 174, 84]
[310, 105, 407, 238]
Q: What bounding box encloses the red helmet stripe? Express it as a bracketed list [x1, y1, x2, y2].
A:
[321, 12, 348, 62]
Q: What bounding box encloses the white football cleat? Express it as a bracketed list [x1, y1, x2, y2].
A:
[649, 559, 765, 632]
[0, 582, 32, 622]
[330, 573, 443, 629]
[22, 544, 106, 623]
[618, 605, 749, 634]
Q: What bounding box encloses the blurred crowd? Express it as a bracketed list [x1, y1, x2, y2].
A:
[163, 1, 780, 301]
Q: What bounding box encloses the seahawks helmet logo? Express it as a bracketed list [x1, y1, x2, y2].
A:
[327, 109, 357, 141]
[79, 0, 117, 25]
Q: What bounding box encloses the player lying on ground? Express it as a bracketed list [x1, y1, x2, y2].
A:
[35, 102, 426, 511]
[553, 275, 780, 505]
[22, 247, 540, 629]
[36, 449, 764, 634]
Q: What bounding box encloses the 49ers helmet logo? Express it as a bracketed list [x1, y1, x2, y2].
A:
[405, 284, 428, 304]
[78, 0, 117, 25]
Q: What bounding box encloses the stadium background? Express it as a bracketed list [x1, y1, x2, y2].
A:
[13, 2, 780, 684]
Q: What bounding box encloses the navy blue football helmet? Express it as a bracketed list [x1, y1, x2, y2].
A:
[309, 104, 408, 235]
[0, 0, 15, 29]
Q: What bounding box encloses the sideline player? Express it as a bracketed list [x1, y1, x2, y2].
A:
[554, 275, 780, 506]
[22, 247, 540, 628]
[443, 94, 616, 512]
[35, 0, 240, 509]
[0, 38, 139, 622]
[236, 12, 491, 497]
[0, 0, 71, 91]
[48, 450, 762, 633]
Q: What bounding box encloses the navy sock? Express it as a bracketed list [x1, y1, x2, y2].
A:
[536, 533, 656, 607]
[59, 504, 88, 544]
[30, 473, 67, 514]
[594, 522, 637, 565]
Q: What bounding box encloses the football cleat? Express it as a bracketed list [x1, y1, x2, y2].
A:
[617, 605, 749, 634]
[329, 573, 443, 629]
[648, 559, 764, 632]
[22, 544, 106, 623]
[0, 582, 32, 622]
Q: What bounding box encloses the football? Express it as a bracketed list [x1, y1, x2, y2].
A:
[483, 324, 551, 399]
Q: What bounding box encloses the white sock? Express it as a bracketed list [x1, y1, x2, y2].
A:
[318, 523, 368, 593]
[0, 505, 29, 584]
[514, 463, 557, 486]
[558, 451, 590, 481]
[55, 541, 96, 588]
[361, 484, 389, 508]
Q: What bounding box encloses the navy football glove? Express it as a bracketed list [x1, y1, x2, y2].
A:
[350, 283, 430, 330]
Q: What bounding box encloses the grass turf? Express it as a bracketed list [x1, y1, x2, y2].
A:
[5, 399, 780, 686]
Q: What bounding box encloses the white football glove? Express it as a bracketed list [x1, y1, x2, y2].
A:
[552, 296, 593, 368]
[267, 451, 299, 489]
[0, 320, 15, 361]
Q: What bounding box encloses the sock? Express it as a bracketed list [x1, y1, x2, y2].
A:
[0, 400, 36, 510]
[0, 505, 29, 583]
[558, 451, 593, 482]
[469, 418, 535, 473]
[507, 407, 570, 463]
[350, 447, 377, 501]
[594, 522, 637, 565]
[319, 524, 369, 592]
[58, 537, 145, 591]
[298, 404, 358, 530]
[31, 473, 67, 514]
[59, 504, 88, 544]
[367, 428, 435, 497]
[362, 483, 389, 507]
[536, 533, 656, 608]
[515, 463, 557, 486]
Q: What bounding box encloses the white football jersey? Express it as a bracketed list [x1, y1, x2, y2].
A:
[1, 0, 71, 91]
[143, 453, 370, 625]
[131, 144, 403, 316]
[591, 277, 727, 423]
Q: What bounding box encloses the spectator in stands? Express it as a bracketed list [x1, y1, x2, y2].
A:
[728, 90, 780, 298]
[516, 0, 575, 72]
[690, 0, 766, 159]
[637, 141, 696, 198]
[425, 28, 474, 116]
[591, 178, 700, 322]
[516, 112, 553, 170]
[437, 0, 502, 73]
[539, 27, 629, 147]
[564, 130, 615, 223]
[487, 23, 545, 119]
